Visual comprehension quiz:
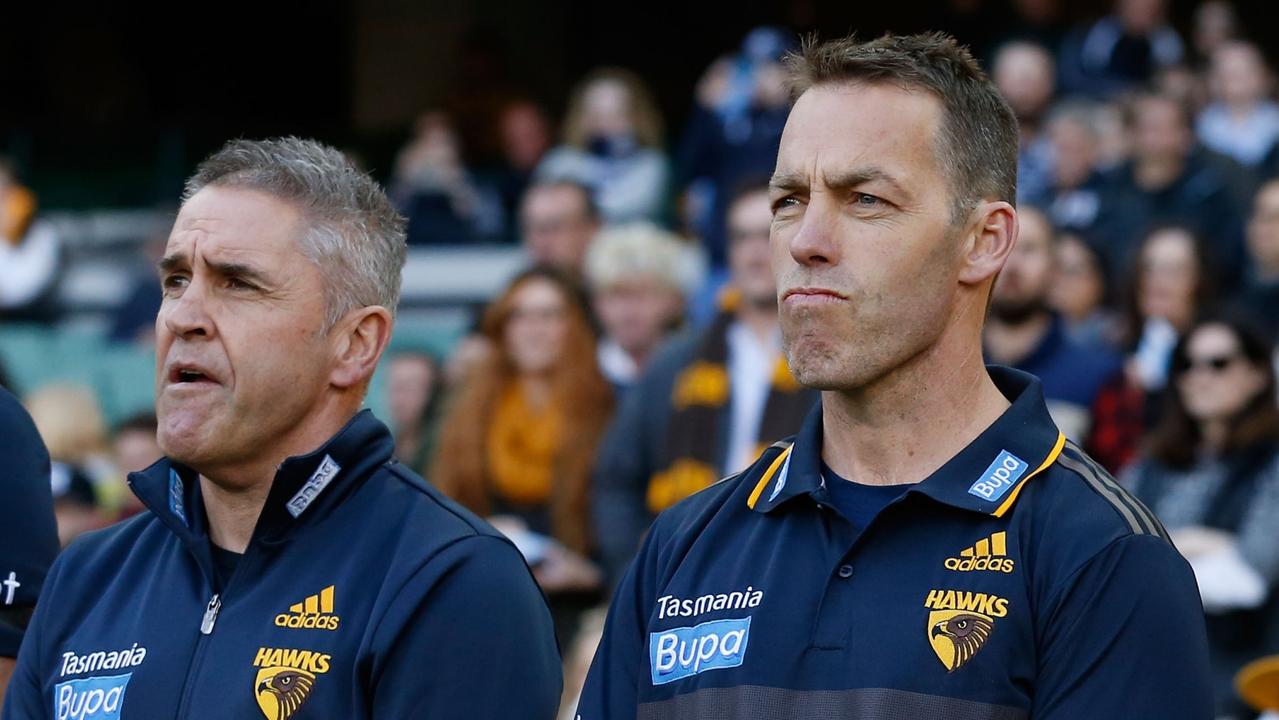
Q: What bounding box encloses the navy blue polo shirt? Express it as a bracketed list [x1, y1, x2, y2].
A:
[578, 366, 1212, 719]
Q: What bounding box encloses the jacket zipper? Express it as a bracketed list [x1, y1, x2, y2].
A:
[173, 591, 222, 718]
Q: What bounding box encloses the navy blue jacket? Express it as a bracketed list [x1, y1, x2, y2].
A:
[0, 386, 60, 658]
[578, 367, 1212, 719]
[3, 410, 561, 719]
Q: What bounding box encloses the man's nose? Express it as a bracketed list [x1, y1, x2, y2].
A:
[789, 201, 842, 268]
[161, 281, 215, 339]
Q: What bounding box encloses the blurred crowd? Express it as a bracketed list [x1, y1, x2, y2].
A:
[4, 0, 1279, 717]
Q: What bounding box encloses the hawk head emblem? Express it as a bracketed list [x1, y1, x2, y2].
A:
[255, 666, 316, 720]
[927, 610, 994, 672]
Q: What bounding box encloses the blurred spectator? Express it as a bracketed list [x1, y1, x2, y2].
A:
[386, 350, 443, 472]
[536, 68, 670, 224]
[1058, 0, 1184, 98]
[1050, 232, 1119, 349]
[1123, 314, 1279, 717]
[1244, 178, 1279, 341]
[1198, 41, 1279, 168]
[998, 0, 1069, 52]
[0, 386, 59, 707]
[391, 111, 507, 245]
[583, 223, 700, 389]
[109, 412, 159, 519]
[0, 160, 60, 323]
[993, 40, 1057, 205]
[108, 223, 168, 345]
[520, 179, 601, 276]
[431, 266, 612, 596]
[1106, 92, 1245, 284]
[985, 207, 1121, 441]
[591, 182, 817, 584]
[1088, 224, 1217, 472]
[1191, 0, 1240, 65]
[24, 384, 113, 546]
[489, 99, 555, 236]
[1035, 101, 1112, 234]
[677, 27, 793, 267]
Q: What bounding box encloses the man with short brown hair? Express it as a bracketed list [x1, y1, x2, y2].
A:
[578, 33, 1209, 720]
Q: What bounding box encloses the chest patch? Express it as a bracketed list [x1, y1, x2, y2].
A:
[649, 617, 751, 685]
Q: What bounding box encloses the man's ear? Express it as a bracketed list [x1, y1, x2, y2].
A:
[329, 306, 393, 390]
[958, 200, 1018, 287]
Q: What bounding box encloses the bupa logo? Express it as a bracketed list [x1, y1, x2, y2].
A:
[53, 673, 131, 720]
[967, 450, 1028, 502]
[649, 617, 750, 685]
[286, 456, 340, 518]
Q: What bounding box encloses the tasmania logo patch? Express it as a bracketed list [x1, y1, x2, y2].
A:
[923, 589, 1007, 672]
[275, 585, 340, 631]
[252, 647, 330, 720]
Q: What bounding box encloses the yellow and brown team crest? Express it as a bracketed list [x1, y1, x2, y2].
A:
[923, 589, 1007, 672]
[927, 609, 995, 671]
[253, 647, 331, 720]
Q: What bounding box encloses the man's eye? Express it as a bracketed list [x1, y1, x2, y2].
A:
[772, 196, 801, 213]
[226, 277, 256, 291]
[162, 275, 189, 291]
[852, 192, 882, 208]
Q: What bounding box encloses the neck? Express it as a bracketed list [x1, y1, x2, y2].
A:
[735, 297, 779, 344]
[199, 396, 359, 553]
[1134, 155, 1184, 190]
[1201, 419, 1230, 454]
[520, 374, 553, 408]
[984, 311, 1052, 365]
[821, 304, 1010, 487]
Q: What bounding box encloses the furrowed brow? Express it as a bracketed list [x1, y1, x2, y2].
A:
[822, 167, 909, 198]
[768, 172, 808, 194]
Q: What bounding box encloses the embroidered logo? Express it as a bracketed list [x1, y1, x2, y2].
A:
[252, 647, 331, 720]
[923, 589, 1007, 672]
[53, 673, 133, 720]
[286, 456, 340, 518]
[168, 469, 186, 525]
[944, 531, 1015, 573]
[274, 585, 340, 631]
[649, 617, 751, 685]
[967, 450, 1028, 502]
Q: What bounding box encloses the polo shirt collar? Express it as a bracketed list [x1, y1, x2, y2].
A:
[130, 410, 395, 544]
[749, 366, 1065, 517]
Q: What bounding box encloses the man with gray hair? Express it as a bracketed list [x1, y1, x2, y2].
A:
[3, 138, 561, 720]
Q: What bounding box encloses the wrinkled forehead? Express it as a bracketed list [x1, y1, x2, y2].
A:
[165, 186, 305, 263]
[775, 82, 946, 188]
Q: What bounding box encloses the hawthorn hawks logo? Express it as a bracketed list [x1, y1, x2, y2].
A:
[923, 589, 1008, 672]
[252, 647, 330, 720]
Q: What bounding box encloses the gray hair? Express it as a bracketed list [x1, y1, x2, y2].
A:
[584, 222, 703, 296]
[183, 137, 408, 330]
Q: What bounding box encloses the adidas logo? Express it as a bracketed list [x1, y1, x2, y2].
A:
[944, 531, 1015, 573]
[274, 586, 340, 631]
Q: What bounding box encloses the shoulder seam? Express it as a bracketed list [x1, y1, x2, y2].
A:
[1056, 443, 1170, 541]
[383, 462, 497, 539]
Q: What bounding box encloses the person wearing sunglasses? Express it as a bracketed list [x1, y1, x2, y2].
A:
[1124, 312, 1279, 718]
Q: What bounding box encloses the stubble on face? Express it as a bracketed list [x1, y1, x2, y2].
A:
[771, 83, 964, 394]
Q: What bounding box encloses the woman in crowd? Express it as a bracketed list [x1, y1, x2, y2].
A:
[1123, 314, 1279, 717]
[1049, 232, 1118, 349]
[386, 350, 444, 472]
[583, 222, 700, 391]
[535, 68, 669, 224]
[430, 266, 614, 603]
[1088, 224, 1216, 472]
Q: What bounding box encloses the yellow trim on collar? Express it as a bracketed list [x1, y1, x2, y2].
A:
[992, 431, 1066, 517]
[747, 444, 794, 509]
